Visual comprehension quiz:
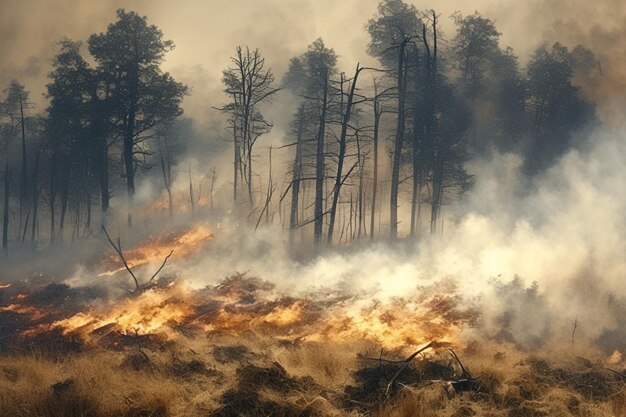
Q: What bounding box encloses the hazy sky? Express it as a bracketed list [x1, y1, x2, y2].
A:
[1, 0, 625, 124]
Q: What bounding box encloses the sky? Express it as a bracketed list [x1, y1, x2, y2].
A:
[1, 0, 625, 125]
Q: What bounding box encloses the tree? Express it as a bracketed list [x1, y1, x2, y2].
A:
[154, 119, 188, 217]
[287, 104, 306, 243]
[327, 64, 365, 244]
[367, 0, 419, 240]
[452, 12, 500, 94]
[525, 43, 595, 173]
[451, 12, 526, 153]
[219, 46, 280, 208]
[2, 81, 31, 240]
[283, 38, 338, 246]
[46, 40, 93, 242]
[88, 9, 187, 226]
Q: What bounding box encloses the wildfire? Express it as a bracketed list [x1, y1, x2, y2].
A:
[98, 224, 212, 277]
[0, 304, 47, 321]
[51, 283, 196, 337]
[8, 275, 471, 353]
[1, 226, 471, 353]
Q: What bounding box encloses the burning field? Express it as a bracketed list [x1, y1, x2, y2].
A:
[0, 225, 624, 417]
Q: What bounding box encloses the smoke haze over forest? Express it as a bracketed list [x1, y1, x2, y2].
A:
[0, 2, 625, 416]
[2, 0, 626, 124]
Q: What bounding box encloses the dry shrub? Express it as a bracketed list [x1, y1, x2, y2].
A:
[0, 351, 182, 417]
[0, 338, 624, 417]
[274, 340, 356, 389]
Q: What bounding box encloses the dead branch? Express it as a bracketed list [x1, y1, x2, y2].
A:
[102, 226, 139, 290]
[606, 368, 625, 379]
[147, 250, 174, 284]
[102, 226, 173, 292]
[385, 341, 433, 396]
[449, 349, 472, 379]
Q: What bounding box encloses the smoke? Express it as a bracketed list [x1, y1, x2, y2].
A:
[1, 124, 623, 353]
[2, 0, 624, 204]
[3, 0, 625, 118]
[163, 124, 625, 352]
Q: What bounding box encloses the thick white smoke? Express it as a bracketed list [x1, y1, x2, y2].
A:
[177, 125, 626, 351]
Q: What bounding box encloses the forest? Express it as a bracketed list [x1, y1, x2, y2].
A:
[0, 1, 600, 255]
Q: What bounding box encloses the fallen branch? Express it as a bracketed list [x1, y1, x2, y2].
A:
[449, 349, 471, 379]
[448, 349, 482, 393]
[385, 341, 433, 396]
[606, 368, 625, 379]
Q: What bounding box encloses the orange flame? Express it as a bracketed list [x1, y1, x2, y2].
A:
[98, 224, 212, 277]
[35, 276, 472, 351]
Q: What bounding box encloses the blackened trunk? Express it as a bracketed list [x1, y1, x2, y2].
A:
[30, 146, 41, 246]
[328, 66, 360, 244]
[314, 72, 329, 246]
[370, 90, 381, 241]
[289, 105, 305, 243]
[2, 165, 9, 255]
[19, 98, 27, 238]
[390, 41, 408, 241]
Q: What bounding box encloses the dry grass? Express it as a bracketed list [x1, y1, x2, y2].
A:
[0, 336, 624, 417]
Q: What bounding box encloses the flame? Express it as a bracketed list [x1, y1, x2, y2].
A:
[27, 275, 470, 352]
[2, 227, 470, 352]
[0, 304, 47, 321]
[98, 224, 212, 277]
[0, 283, 11, 289]
[51, 283, 196, 337]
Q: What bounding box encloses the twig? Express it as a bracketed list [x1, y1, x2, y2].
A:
[147, 250, 174, 283]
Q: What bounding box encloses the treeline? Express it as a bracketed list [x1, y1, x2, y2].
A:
[219, 1, 597, 245]
[0, 1, 598, 254]
[1, 10, 187, 254]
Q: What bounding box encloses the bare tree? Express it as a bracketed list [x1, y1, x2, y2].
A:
[219, 46, 280, 209]
[327, 64, 364, 244]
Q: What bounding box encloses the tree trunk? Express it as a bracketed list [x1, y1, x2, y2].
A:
[233, 123, 239, 204]
[160, 151, 173, 218]
[124, 63, 139, 228]
[2, 164, 10, 256]
[19, 98, 28, 242]
[370, 86, 381, 241]
[188, 163, 195, 215]
[390, 40, 408, 241]
[314, 71, 329, 246]
[49, 152, 56, 244]
[58, 157, 71, 244]
[210, 167, 216, 210]
[289, 105, 305, 243]
[30, 146, 41, 247]
[328, 65, 361, 245]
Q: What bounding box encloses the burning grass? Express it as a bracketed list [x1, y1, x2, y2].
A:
[1, 272, 625, 417]
[97, 224, 212, 277]
[0, 227, 624, 416]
